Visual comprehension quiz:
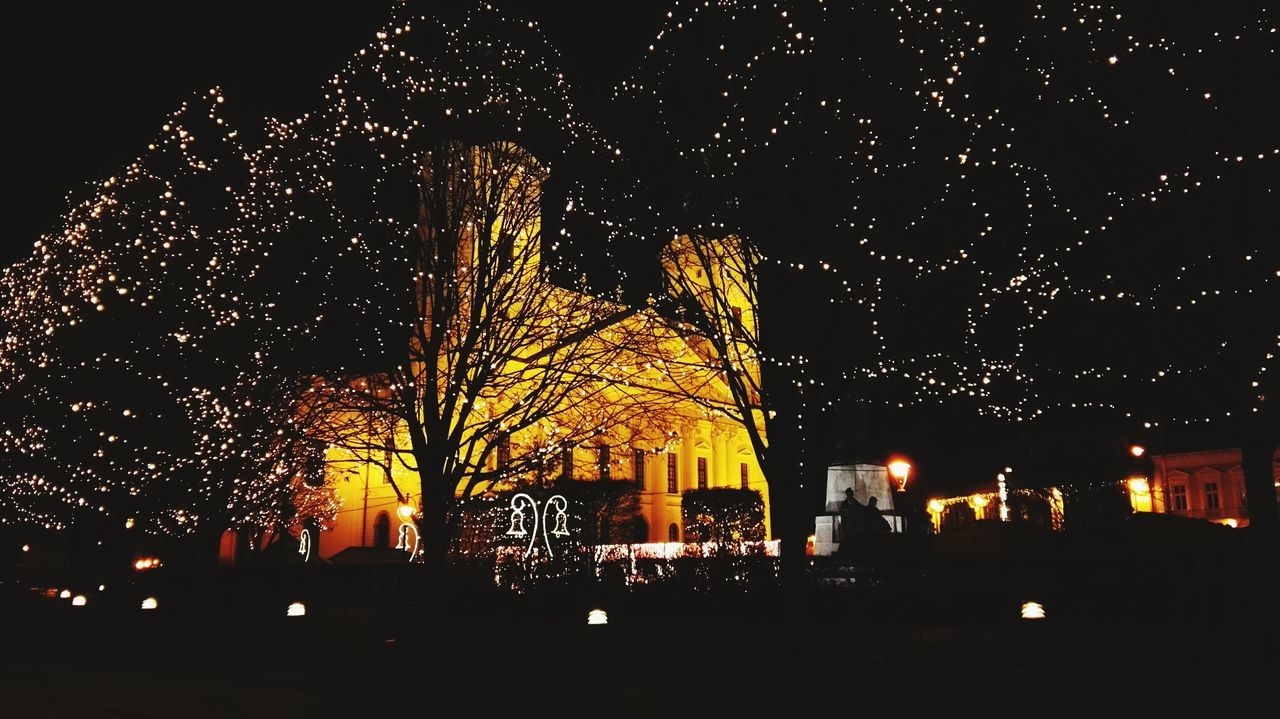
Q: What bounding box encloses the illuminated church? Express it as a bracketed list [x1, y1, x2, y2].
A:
[267, 144, 770, 561]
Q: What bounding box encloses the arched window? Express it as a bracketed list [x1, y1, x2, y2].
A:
[373, 511, 391, 549]
[631, 516, 649, 543]
[668, 523, 680, 543]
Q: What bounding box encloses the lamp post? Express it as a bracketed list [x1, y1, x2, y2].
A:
[997, 469, 1011, 522]
[887, 459, 912, 492]
[887, 458, 912, 533]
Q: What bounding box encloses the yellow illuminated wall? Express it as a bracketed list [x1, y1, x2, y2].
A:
[303, 162, 770, 559]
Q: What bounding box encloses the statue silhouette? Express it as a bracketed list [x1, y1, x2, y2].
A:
[864, 495, 892, 533]
[838, 488, 863, 554]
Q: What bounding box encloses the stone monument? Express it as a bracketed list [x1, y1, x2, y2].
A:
[812, 463, 903, 555]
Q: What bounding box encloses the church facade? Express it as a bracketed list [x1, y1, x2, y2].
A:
[271, 144, 770, 561]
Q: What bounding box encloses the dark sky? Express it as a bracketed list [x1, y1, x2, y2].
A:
[3, 2, 1268, 493]
[4, 1, 660, 264]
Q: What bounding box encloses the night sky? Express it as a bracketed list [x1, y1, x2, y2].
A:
[4, 1, 1274, 494]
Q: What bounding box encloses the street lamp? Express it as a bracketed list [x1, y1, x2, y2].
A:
[887, 459, 912, 492]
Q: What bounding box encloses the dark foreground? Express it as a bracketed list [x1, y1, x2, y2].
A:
[1, 591, 1273, 717]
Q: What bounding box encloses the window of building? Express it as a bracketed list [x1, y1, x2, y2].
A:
[598, 444, 610, 480]
[497, 436, 511, 471]
[667, 453, 678, 494]
[740, 462, 749, 489]
[697, 457, 708, 489]
[373, 512, 391, 549]
[1204, 482, 1220, 509]
[562, 445, 574, 480]
[668, 523, 680, 542]
[633, 450, 645, 486]
[1171, 484, 1188, 511]
[631, 516, 648, 543]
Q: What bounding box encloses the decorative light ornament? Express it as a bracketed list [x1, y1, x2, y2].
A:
[298, 528, 313, 562]
[587, 609, 608, 625]
[1021, 601, 1046, 619]
[504, 492, 571, 558]
[286, 601, 307, 617]
[395, 521, 421, 559]
[72, 595, 87, 607]
[140, 597, 159, 610]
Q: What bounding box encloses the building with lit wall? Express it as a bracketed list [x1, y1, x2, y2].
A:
[926, 483, 1065, 535]
[253, 147, 770, 562]
[1125, 448, 1278, 528]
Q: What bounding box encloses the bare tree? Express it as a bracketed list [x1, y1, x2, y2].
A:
[299, 141, 677, 570]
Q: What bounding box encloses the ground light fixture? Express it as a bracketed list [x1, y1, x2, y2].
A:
[140, 597, 158, 610]
[587, 609, 608, 625]
[1021, 601, 1046, 619]
[287, 601, 307, 617]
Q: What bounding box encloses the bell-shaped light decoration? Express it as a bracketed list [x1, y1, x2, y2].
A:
[550, 507, 570, 537]
[505, 508, 528, 538]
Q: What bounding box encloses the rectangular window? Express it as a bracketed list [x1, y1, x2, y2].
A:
[633, 450, 645, 486]
[697, 457, 708, 489]
[740, 462, 749, 489]
[562, 445, 574, 480]
[598, 445, 610, 481]
[497, 437, 510, 470]
[1171, 485, 1188, 511]
[667, 453, 678, 494]
[1204, 482, 1220, 509]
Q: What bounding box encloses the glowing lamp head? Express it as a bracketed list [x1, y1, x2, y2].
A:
[287, 601, 307, 617]
[887, 459, 912, 490]
[140, 597, 159, 610]
[587, 609, 608, 625]
[1127, 477, 1150, 495]
[71, 595, 87, 607]
[1021, 601, 1046, 619]
[1129, 445, 1145, 458]
[21, 544, 30, 552]
[59, 589, 71, 599]
[928, 499, 945, 513]
[397, 504, 415, 521]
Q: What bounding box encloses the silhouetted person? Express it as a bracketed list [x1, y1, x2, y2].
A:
[838, 488, 863, 553]
[864, 495, 892, 533]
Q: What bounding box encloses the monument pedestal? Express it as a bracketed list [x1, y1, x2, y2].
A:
[812, 463, 903, 556]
